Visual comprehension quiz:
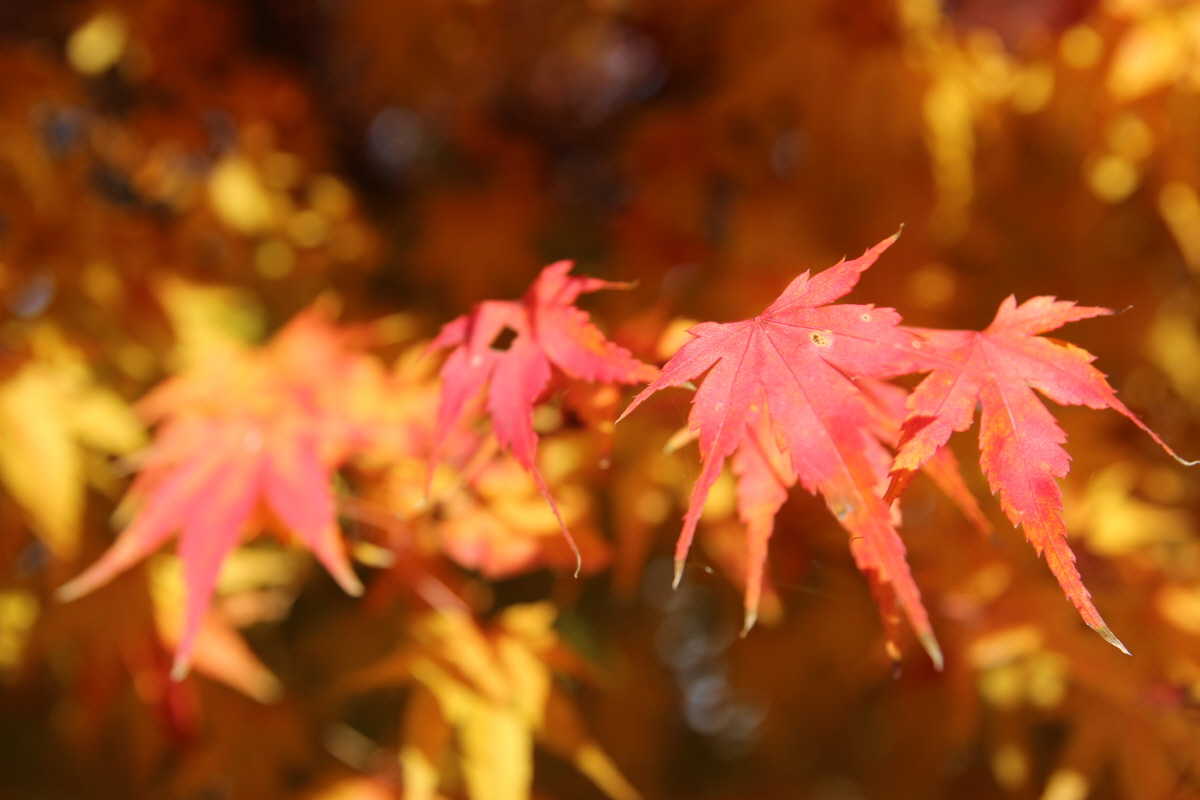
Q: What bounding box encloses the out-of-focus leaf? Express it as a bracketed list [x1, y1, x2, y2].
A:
[0, 326, 145, 559]
[1068, 463, 1193, 557]
[156, 276, 266, 368]
[432, 440, 609, 579]
[58, 310, 389, 678]
[349, 603, 639, 800]
[148, 555, 283, 703]
[310, 776, 399, 800]
[0, 365, 84, 559]
[0, 589, 38, 678]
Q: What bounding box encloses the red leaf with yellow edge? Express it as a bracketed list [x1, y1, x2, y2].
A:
[427, 261, 657, 571]
[58, 311, 380, 679]
[620, 233, 945, 668]
[886, 296, 1194, 654]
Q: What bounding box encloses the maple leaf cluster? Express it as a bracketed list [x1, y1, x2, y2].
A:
[619, 233, 1191, 667]
[58, 233, 1186, 687]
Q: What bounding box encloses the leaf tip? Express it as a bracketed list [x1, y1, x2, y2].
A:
[55, 581, 83, 604]
[1097, 625, 1132, 656]
[741, 606, 758, 637]
[342, 575, 365, 598]
[55, 563, 113, 604]
[883, 470, 914, 506]
[920, 630, 945, 672]
[663, 425, 698, 454]
[170, 654, 192, 683]
[529, 471, 583, 577]
[326, 557, 365, 598]
[561, 522, 582, 579]
[253, 675, 285, 704]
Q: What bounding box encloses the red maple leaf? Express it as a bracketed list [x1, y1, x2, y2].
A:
[706, 376, 995, 642]
[58, 312, 378, 678]
[619, 233, 947, 667]
[427, 261, 657, 570]
[858, 377, 993, 537]
[885, 296, 1194, 654]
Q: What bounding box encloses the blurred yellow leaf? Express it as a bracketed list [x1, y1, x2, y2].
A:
[383, 432, 609, 579]
[1158, 182, 1200, 271]
[0, 589, 38, 678]
[459, 700, 534, 800]
[1107, 11, 1186, 100]
[1071, 463, 1193, 556]
[0, 364, 83, 557]
[354, 604, 638, 800]
[1156, 583, 1200, 635]
[1087, 153, 1140, 202]
[1060, 25, 1104, 69]
[66, 12, 128, 75]
[149, 555, 283, 703]
[1042, 768, 1089, 800]
[157, 277, 265, 369]
[970, 626, 1068, 711]
[0, 328, 145, 558]
[309, 777, 397, 800]
[400, 685, 451, 800]
[208, 155, 277, 235]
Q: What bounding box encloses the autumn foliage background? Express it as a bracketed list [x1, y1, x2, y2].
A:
[5, 1, 1200, 799]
